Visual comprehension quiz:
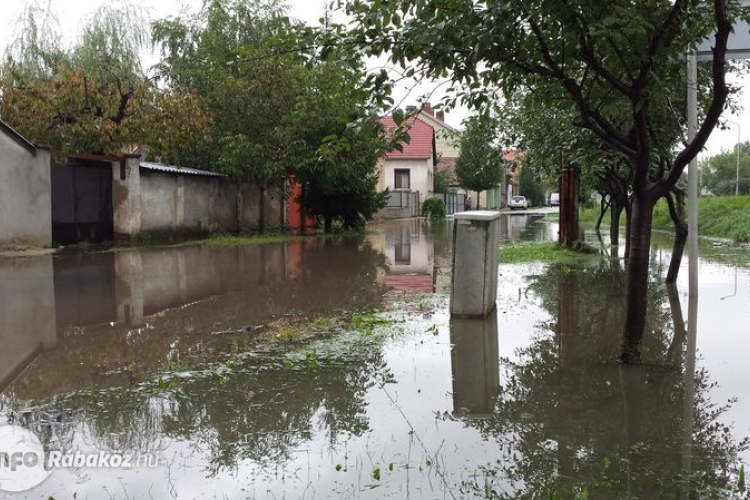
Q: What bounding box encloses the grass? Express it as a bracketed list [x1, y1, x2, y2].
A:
[499, 241, 599, 264]
[580, 195, 750, 243]
[197, 233, 305, 247]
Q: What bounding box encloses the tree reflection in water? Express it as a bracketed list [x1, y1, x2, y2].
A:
[461, 261, 747, 500]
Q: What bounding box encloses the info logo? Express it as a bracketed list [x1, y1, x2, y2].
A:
[0, 425, 51, 492]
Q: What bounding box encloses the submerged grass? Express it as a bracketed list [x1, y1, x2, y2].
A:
[499, 241, 599, 264]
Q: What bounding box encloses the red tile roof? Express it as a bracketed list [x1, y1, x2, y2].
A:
[503, 150, 526, 162]
[382, 116, 435, 160]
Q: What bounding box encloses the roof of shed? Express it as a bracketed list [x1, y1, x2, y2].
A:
[382, 116, 435, 160]
[140, 161, 227, 178]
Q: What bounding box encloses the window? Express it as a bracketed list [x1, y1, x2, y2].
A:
[394, 169, 410, 189]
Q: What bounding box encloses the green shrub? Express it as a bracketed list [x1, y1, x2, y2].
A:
[422, 197, 447, 220]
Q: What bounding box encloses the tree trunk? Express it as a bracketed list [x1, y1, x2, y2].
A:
[300, 184, 307, 236]
[620, 196, 655, 364]
[324, 215, 333, 234]
[624, 203, 632, 260]
[559, 165, 579, 248]
[476, 191, 481, 210]
[610, 205, 623, 248]
[595, 197, 610, 232]
[666, 190, 688, 284]
[259, 183, 267, 235]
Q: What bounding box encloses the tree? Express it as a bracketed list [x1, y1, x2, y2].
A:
[454, 115, 505, 209]
[518, 164, 545, 207]
[0, 4, 208, 156]
[702, 141, 750, 195]
[343, 0, 737, 360]
[153, 0, 388, 233]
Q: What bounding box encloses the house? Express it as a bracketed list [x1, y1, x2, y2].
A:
[479, 150, 525, 209]
[0, 119, 52, 247]
[417, 104, 469, 214]
[379, 115, 437, 218]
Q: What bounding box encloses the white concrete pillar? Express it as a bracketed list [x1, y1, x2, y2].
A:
[450, 210, 501, 317]
[112, 155, 141, 241]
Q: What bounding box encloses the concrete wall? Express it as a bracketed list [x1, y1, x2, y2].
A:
[137, 171, 283, 236]
[0, 131, 52, 247]
[384, 158, 434, 202]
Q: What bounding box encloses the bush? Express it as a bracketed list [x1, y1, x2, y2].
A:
[422, 197, 447, 220]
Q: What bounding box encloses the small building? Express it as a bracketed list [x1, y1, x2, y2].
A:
[379, 115, 437, 218]
[0, 119, 52, 247]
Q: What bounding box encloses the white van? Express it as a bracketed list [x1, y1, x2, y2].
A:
[549, 193, 560, 207]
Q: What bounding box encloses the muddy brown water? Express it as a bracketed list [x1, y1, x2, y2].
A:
[1, 216, 749, 499]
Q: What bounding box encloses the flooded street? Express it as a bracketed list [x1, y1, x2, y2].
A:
[2, 216, 750, 499]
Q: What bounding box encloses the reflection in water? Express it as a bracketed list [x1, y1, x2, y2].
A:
[450, 310, 499, 417]
[1, 217, 748, 499]
[373, 219, 437, 294]
[3, 238, 388, 402]
[465, 260, 746, 499]
[0, 256, 57, 393]
[500, 214, 558, 245]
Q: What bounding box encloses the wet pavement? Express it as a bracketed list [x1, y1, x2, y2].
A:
[1, 214, 749, 499]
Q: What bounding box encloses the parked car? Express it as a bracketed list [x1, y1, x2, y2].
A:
[508, 195, 529, 210]
[549, 192, 560, 206]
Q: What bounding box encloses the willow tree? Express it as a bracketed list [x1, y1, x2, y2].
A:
[344, 0, 736, 361]
[0, 4, 208, 156]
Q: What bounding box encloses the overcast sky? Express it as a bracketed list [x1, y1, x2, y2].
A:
[1, 0, 748, 158]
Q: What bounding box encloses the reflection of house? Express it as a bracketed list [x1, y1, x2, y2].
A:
[0, 119, 52, 247]
[381, 220, 435, 294]
[378, 116, 437, 218]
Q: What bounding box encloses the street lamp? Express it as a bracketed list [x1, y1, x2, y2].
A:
[727, 120, 741, 196]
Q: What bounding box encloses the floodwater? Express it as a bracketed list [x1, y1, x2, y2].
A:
[1, 215, 749, 499]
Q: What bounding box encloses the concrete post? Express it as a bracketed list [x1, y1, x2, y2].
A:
[112, 155, 141, 242]
[450, 309, 499, 417]
[450, 210, 501, 317]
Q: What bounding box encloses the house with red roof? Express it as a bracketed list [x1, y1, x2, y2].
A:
[379, 115, 437, 217]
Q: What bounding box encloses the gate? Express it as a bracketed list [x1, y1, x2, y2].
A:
[443, 192, 466, 215]
[51, 160, 114, 245]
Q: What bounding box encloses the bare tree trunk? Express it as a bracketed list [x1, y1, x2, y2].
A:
[595, 197, 610, 233]
[621, 195, 655, 364]
[624, 202, 632, 259]
[610, 205, 624, 248]
[666, 189, 688, 284]
[300, 184, 307, 236]
[259, 183, 267, 235]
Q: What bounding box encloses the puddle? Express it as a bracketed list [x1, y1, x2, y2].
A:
[1, 215, 749, 499]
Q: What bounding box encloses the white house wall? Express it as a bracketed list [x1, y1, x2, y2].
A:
[384, 158, 434, 202]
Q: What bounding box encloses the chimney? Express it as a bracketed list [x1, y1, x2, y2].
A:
[436, 110, 445, 121]
[423, 102, 434, 116]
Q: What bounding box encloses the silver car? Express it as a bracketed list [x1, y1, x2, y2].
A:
[508, 195, 529, 210]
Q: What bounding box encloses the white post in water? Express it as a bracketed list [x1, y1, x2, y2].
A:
[450, 210, 502, 317]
